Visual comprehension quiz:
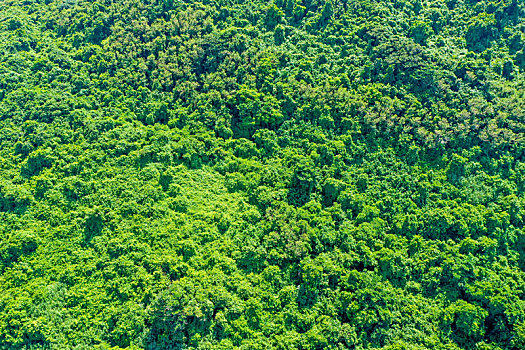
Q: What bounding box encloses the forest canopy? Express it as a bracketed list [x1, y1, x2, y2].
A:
[0, 0, 525, 349]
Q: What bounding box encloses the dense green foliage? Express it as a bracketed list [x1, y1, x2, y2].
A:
[1, 0, 525, 348]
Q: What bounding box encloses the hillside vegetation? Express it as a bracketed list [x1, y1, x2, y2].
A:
[1, 0, 525, 349]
